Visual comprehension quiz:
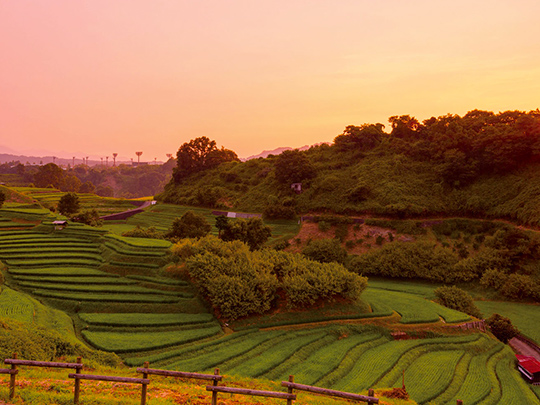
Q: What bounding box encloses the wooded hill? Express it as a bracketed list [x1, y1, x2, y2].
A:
[158, 109, 540, 226]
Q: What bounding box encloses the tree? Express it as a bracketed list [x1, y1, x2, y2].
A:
[334, 124, 385, 151]
[62, 174, 82, 192]
[34, 163, 64, 188]
[73, 209, 102, 226]
[79, 181, 96, 194]
[434, 285, 482, 318]
[173, 137, 239, 182]
[220, 217, 272, 250]
[166, 211, 211, 240]
[487, 313, 519, 343]
[0, 190, 5, 208]
[57, 192, 80, 216]
[274, 149, 316, 185]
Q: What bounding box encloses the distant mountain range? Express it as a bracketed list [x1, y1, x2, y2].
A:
[242, 143, 329, 161]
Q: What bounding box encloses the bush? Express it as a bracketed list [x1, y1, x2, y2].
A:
[501, 273, 539, 301]
[183, 237, 368, 319]
[434, 285, 482, 318]
[302, 239, 348, 264]
[349, 241, 459, 282]
[166, 211, 211, 240]
[487, 313, 519, 343]
[480, 268, 508, 290]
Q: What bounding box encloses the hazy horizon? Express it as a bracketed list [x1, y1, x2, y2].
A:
[2, 1, 539, 160]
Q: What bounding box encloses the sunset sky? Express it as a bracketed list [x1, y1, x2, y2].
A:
[1, 1, 539, 161]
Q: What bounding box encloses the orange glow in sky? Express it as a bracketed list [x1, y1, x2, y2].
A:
[1, 0, 540, 160]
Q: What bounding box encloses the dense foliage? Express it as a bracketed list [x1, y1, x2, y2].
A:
[158, 110, 540, 227]
[434, 286, 482, 318]
[57, 192, 80, 216]
[487, 314, 519, 343]
[218, 216, 272, 250]
[176, 236, 367, 320]
[165, 210, 211, 240]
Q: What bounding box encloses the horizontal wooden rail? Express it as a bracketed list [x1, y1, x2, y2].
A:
[282, 378, 378, 404]
[68, 373, 150, 385]
[137, 367, 222, 381]
[0, 368, 18, 375]
[206, 385, 296, 400]
[5, 359, 83, 369]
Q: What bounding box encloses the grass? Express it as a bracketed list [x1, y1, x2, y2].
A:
[82, 326, 223, 353]
[363, 288, 470, 324]
[79, 312, 215, 327]
[31, 290, 182, 303]
[396, 350, 464, 404]
[475, 300, 540, 344]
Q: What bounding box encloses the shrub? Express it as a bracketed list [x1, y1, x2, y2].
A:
[302, 239, 348, 264]
[501, 273, 539, 301]
[487, 313, 519, 343]
[375, 235, 384, 246]
[349, 241, 459, 282]
[166, 211, 211, 240]
[434, 286, 482, 318]
[479, 268, 508, 290]
[318, 221, 331, 232]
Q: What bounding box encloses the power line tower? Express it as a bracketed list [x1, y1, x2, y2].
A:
[112, 153, 118, 166]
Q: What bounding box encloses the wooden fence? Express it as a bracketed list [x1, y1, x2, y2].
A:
[2, 354, 467, 404]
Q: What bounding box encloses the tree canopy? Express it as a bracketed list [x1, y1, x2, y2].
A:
[57, 192, 80, 216]
[173, 136, 239, 182]
[166, 211, 212, 240]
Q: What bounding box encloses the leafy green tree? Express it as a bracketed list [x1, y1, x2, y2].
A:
[302, 238, 348, 264]
[487, 313, 519, 343]
[79, 181, 96, 194]
[0, 190, 5, 207]
[34, 163, 64, 188]
[434, 286, 482, 318]
[122, 225, 163, 239]
[334, 124, 386, 151]
[62, 174, 82, 192]
[73, 209, 102, 227]
[220, 217, 271, 250]
[274, 149, 316, 185]
[166, 211, 211, 240]
[173, 136, 238, 182]
[57, 192, 80, 216]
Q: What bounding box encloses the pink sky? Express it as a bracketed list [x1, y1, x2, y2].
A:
[1, 0, 539, 161]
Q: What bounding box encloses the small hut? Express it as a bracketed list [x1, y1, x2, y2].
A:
[52, 220, 68, 231]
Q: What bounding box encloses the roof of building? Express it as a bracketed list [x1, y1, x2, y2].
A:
[516, 355, 540, 374]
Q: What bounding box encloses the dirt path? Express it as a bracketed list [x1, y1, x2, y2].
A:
[510, 336, 540, 360]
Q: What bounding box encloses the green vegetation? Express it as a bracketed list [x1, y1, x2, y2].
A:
[475, 300, 540, 343]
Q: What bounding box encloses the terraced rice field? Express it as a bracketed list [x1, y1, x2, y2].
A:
[1, 208, 538, 404]
[10, 187, 140, 216]
[0, 211, 221, 364]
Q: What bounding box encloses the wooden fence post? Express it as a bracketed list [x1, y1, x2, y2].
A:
[287, 375, 294, 405]
[368, 389, 375, 405]
[74, 357, 82, 405]
[141, 362, 149, 405]
[211, 368, 219, 405]
[9, 353, 17, 400]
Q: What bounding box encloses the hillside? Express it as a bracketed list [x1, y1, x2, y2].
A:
[158, 110, 540, 226]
